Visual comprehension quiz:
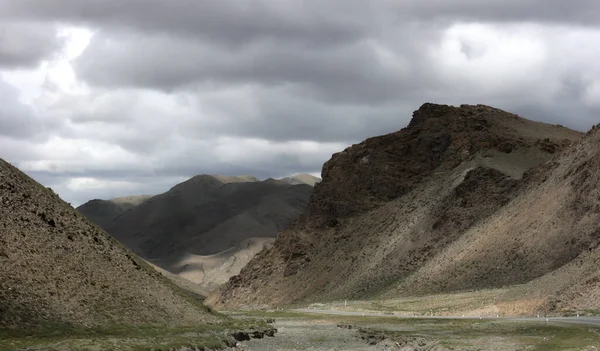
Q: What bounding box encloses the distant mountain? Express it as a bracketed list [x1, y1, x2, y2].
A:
[78, 174, 315, 292]
[0, 159, 219, 330]
[77, 175, 261, 232]
[78, 195, 152, 229]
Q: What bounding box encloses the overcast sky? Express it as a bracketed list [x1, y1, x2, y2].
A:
[1, 1, 599, 206]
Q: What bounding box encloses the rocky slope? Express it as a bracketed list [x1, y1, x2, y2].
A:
[207, 103, 586, 311]
[0, 159, 220, 330]
[79, 174, 316, 292]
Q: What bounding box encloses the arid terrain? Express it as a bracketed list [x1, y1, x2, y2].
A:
[208, 103, 600, 315]
[5, 103, 600, 350]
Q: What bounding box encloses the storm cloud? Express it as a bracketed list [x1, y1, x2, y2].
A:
[0, 0, 599, 205]
[0, 21, 64, 68]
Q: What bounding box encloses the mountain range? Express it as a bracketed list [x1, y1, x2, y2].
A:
[77, 174, 320, 294]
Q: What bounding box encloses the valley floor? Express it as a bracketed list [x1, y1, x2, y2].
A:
[4, 308, 600, 350]
[232, 310, 600, 351]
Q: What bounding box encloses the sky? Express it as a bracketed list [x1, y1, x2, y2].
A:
[1, 1, 599, 206]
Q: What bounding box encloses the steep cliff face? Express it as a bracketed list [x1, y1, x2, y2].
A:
[207, 103, 583, 310]
[0, 159, 220, 329]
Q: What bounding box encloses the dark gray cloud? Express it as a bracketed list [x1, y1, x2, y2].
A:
[2, 0, 600, 38]
[196, 86, 415, 142]
[0, 21, 63, 68]
[0, 0, 372, 47]
[396, 0, 600, 25]
[73, 31, 408, 97]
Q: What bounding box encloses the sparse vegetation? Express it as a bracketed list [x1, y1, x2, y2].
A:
[0, 319, 271, 351]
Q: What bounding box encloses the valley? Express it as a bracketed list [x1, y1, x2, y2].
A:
[77, 174, 319, 294]
[4, 103, 600, 350]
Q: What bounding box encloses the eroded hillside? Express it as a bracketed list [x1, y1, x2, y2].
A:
[0, 159, 219, 329]
[207, 103, 585, 310]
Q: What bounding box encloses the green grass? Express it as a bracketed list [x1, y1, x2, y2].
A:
[0, 319, 269, 351]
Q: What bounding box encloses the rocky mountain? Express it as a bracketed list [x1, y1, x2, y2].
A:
[207, 103, 594, 314]
[79, 174, 317, 292]
[0, 159, 219, 330]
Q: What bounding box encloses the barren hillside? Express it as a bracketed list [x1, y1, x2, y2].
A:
[207, 103, 586, 310]
[0, 159, 220, 330]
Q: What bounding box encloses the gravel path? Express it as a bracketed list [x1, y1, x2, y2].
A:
[236, 320, 398, 351]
